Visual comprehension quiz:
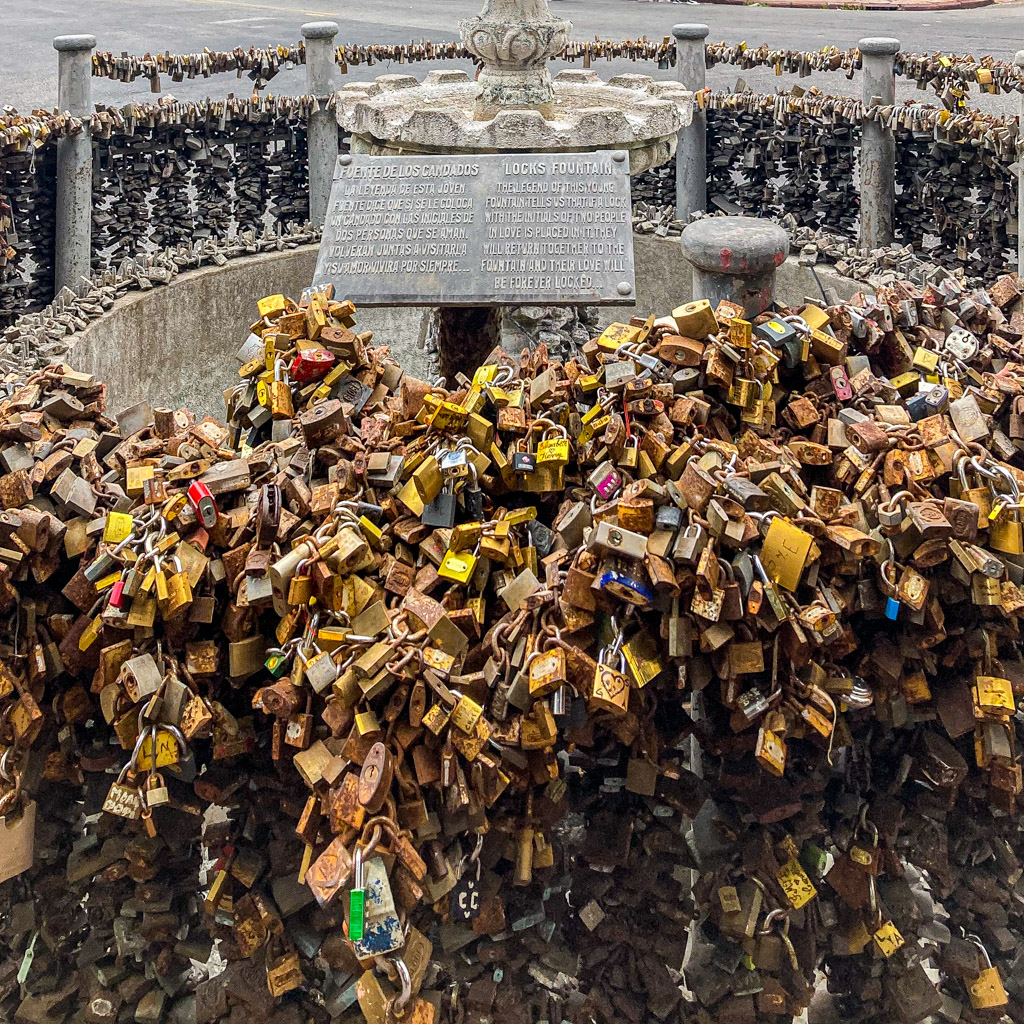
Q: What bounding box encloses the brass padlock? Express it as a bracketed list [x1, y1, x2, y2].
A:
[589, 644, 630, 716]
[269, 358, 294, 419]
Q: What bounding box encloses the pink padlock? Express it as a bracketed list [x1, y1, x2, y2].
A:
[109, 580, 127, 609]
[829, 365, 853, 402]
[589, 460, 622, 500]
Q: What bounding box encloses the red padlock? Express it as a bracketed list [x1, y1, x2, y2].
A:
[829, 365, 853, 402]
[187, 480, 218, 529]
[290, 348, 335, 383]
[109, 580, 127, 610]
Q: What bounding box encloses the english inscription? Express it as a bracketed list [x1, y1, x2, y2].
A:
[313, 152, 635, 306]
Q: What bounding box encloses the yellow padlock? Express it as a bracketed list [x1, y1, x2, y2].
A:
[536, 424, 570, 466]
[989, 504, 1024, 555]
[437, 547, 478, 585]
[967, 940, 1008, 1010]
[760, 517, 814, 592]
[103, 511, 134, 544]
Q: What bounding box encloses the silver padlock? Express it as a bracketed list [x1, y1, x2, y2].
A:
[673, 518, 708, 565]
[587, 520, 648, 561]
[877, 489, 911, 530]
[303, 647, 339, 694]
[944, 327, 978, 362]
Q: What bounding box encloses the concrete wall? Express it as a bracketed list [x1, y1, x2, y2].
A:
[63, 235, 864, 417]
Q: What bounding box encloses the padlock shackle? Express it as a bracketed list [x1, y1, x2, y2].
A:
[384, 957, 413, 1019]
[966, 934, 994, 969]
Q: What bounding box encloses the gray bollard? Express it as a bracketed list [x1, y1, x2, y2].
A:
[858, 37, 899, 250]
[303, 21, 340, 229]
[1016, 50, 1024, 275]
[680, 216, 789, 317]
[53, 34, 96, 296]
[672, 24, 709, 224]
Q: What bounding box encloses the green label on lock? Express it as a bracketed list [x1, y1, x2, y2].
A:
[349, 889, 365, 941]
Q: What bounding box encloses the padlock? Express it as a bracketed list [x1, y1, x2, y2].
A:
[588, 460, 622, 500]
[143, 771, 170, 808]
[303, 647, 339, 694]
[0, 789, 35, 885]
[270, 357, 294, 419]
[352, 853, 404, 958]
[511, 437, 536, 475]
[439, 447, 470, 478]
[615, 433, 639, 471]
[186, 479, 218, 528]
[450, 842, 483, 921]
[536, 423, 570, 466]
[527, 645, 567, 699]
[103, 763, 142, 820]
[438, 543, 479, 585]
[588, 520, 648, 560]
[967, 939, 1008, 1010]
[290, 346, 335, 382]
[740, 379, 766, 425]
[162, 554, 193, 617]
[421, 478, 457, 529]
[755, 715, 787, 777]
[590, 644, 630, 716]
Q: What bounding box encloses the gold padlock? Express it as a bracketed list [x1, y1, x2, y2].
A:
[536, 424, 570, 466]
[437, 546, 478, 585]
[269, 358, 294, 419]
[967, 940, 1008, 1010]
[589, 645, 630, 716]
[527, 646, 566, 699]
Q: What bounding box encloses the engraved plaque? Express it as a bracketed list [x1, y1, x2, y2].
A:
[313, 152, 635, 306]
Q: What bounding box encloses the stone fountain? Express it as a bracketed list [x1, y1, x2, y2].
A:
[334, 0, 692, 376]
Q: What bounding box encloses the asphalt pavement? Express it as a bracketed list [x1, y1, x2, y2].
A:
[4, 0, 1024, 115]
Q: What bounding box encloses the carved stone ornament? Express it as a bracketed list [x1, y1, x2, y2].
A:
[459, 0, 571, 112]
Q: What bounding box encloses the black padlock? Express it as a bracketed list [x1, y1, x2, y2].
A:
[511, 439, 536, 474]
[421, 482, 457, 529]
[463, 483, 484, 522]
[450, 858, 481, 921]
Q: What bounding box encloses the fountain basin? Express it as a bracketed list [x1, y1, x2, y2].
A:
[338, 69, 692, 176]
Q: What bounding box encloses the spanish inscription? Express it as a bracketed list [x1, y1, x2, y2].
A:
[312, 152, 635, 306]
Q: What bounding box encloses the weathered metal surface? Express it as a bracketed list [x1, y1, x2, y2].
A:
[313, 152, 635, 306]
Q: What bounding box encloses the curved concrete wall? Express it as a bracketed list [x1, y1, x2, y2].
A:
[62, 236, 863, 417]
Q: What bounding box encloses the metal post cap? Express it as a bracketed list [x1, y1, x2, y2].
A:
[680, 216, 789, 276]
[53, 34, 97, 51]
[859, 38, 900, 56]
[302, 21, 339, 39]
[672, 24, 710, 40]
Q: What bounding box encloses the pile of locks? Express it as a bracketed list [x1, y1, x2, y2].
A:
[5, 273, 1024, 1024]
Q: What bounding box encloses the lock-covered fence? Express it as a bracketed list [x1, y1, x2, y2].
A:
[2, 27, 1024, 329]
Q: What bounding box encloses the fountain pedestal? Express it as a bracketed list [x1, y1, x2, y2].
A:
[333, 0, 692, 376]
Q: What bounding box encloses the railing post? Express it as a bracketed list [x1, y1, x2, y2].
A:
[1016, 51, 1024, 275]
[53, 34, 96, 296]
[672, 24, 709, 224]
[303, 21, 340, 229]
[858, 37, 899, 250]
